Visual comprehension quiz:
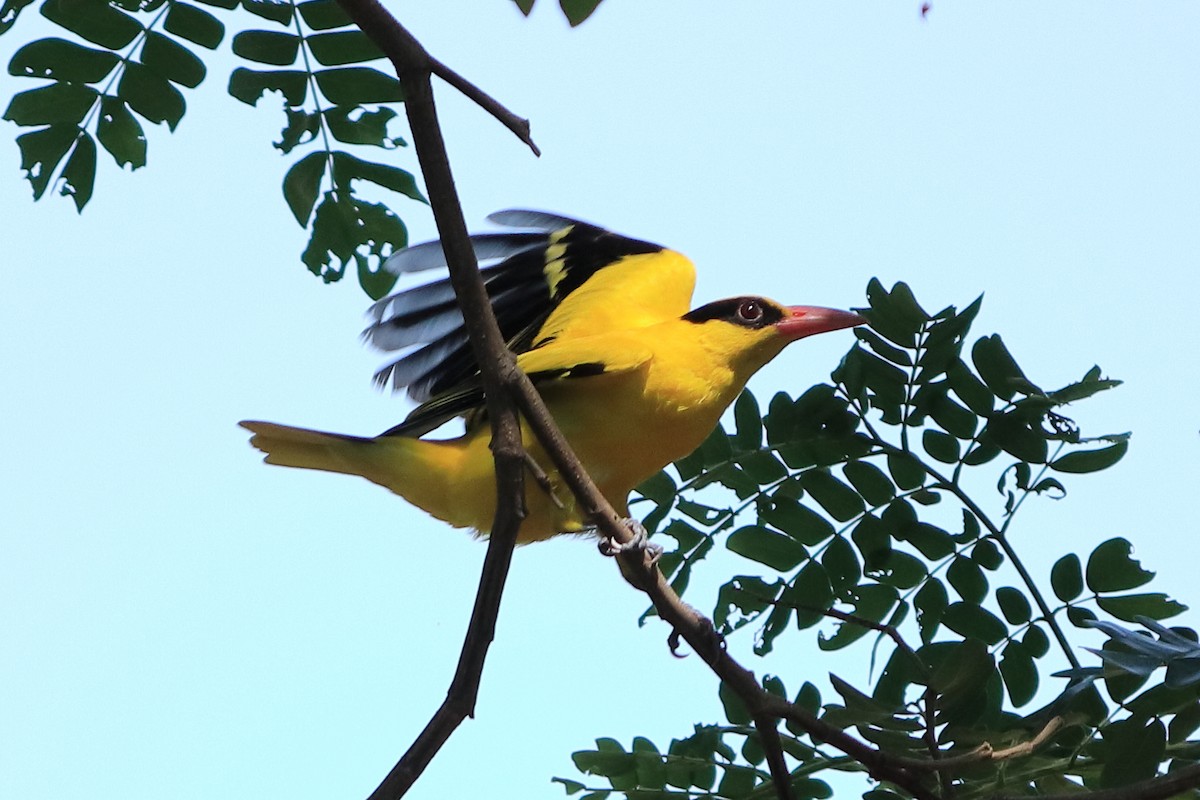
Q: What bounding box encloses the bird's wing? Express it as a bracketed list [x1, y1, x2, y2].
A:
[379, 334, 654, 437]
[364, 211, 693, 406]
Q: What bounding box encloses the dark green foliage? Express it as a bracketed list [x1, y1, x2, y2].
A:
[4, 0, 420, 295]
[569, 281, 1184, 799]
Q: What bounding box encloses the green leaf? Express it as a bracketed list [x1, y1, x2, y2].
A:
[922, 430, 959, 464]
[300, 190, 352, 280]
[946, 358, 994, 416]
[822, 536, 860, 594]
[163, 2, 224, 49]
[904, 523, 955, 560]
[284, 156, 327, 227]
[232, 29, 299, 66]
[996, 586, 1031, 624]
[15, 124, 77, 198]
[971, 539, 1002, 570]
[761, 497, 833, 546]
[727, 525, 806, 571]
[1050, 366, 1122, 403]
[4, 82, 96, 125]
[818, 584, 898, 650]
[243, 0, 293, 24]
[296, 0, 351, 30]
[732, 391, 762, 451]
[511, 0, 535, 14]
[120, 62, 185, 130]
[560, 0, 603, 26]
[941, 602, 1007, 644]
[307, 30, 384, 66]
[315, 67, 403, 104]
[40, 0, 142, 49]
[851, 514, 890, 570]
[1050, 440, 1129, 474]
[981, 412, 1048, 464]
[552, 777, 585, 795]
[863, 279, 922, 347]
[885, 451, 924, 490]
[1, 0, 35, 35]
[9, 38, 119, 82]
[141, 31, 206, 88]
[947, 557, 987, 604]
[888, 281, 929, 325]
[854, 327, 912, 366]
[276, 108, 320, 153]
[719, 680, 752, 725]
[636, 470, 676, 507]
[324, 106, 403, 148]
[842, 460, 894, 507]
[999, 641, 1038, 706]
[1067, 605, 1097, 627]
[962, 441, 1000, 466]
[801, 469, 863, 522]
[788, 561, 834, 628]
[228, 67, 308, 106]
[915, 579, 947, 642]
[96, 96, 147, 169]
[972, 334, 1029, 401]
[1096, 593, 1186, 622]
[331, 150, 424, 201]
[875, 551, 926, 590]
[1086, 537, 1154, 593]
[1051, 553, 1083, 602]
[930, 395, 977, 439]
[930, 639, 994, 704]
[717, 766, 756, 798]
[1023, 624, 1050, 657]
[1099, 718, 1165, 788]
[53, 128, 94, 211]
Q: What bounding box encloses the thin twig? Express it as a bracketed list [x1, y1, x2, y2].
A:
[754, 716, 798, 800]
[331, 2, 530, 798]
[427, 55, 540, 156]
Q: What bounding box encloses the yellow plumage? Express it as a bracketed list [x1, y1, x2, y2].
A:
[242, 213, 862, 543]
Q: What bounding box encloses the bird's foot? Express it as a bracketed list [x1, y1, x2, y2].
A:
[598, 518, 663, 564]
[668, 617, 726, 658]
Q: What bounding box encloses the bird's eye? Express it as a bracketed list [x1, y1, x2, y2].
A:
[737, 300, 764, 323]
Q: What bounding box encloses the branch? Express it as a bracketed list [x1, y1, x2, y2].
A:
[994, 763, 1200, 800]
[330, 2, 534, 798]
[427, 55, 540, 156]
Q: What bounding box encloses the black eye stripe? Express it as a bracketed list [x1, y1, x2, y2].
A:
[682, 296, 783, 329]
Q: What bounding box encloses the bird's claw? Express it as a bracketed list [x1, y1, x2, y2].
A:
[598, 518, 663, 563]
[668, 618, 726, 658]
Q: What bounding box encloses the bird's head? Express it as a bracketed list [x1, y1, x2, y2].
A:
[681, 296, 865, 376]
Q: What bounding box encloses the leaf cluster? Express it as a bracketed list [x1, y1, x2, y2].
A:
[2, 0, 427, 296]
[566, 281, 1192, 799]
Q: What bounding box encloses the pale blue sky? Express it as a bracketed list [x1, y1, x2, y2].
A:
[2, 3, 1198, 799]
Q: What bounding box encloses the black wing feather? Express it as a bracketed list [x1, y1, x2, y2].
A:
[366, 209, 663, 431]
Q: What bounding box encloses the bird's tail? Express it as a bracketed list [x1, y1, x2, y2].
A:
[240, 421, 379, 478]
[239, 420, 477, 530]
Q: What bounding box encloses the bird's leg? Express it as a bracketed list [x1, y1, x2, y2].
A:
[522, 452, 565, 509]
[598, 518, 663, 564]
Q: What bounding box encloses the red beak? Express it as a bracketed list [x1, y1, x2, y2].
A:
[776, 306, 866, 340]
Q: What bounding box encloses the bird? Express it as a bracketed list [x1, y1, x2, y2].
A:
[241, 211, 864, 544]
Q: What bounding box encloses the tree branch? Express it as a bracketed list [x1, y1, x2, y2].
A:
[331, 3, 532, 798]
[994, 763, 1200, 800]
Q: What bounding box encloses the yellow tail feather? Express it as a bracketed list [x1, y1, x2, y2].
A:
[240, 421, 375, 477]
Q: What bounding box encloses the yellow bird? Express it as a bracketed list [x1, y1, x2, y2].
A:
[241, 212, 863, 543]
